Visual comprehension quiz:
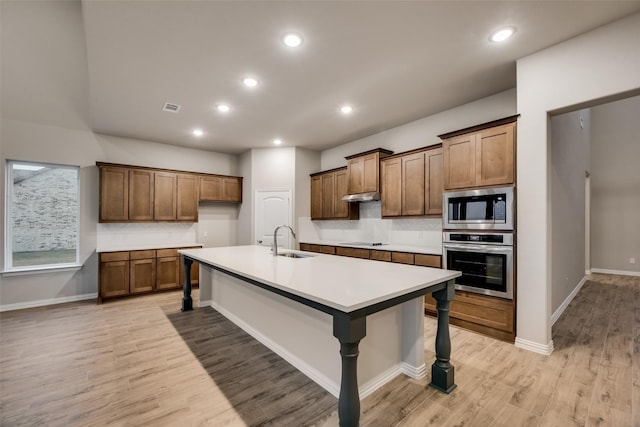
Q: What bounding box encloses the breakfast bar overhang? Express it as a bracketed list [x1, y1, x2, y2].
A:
[179, 246, 461, 427]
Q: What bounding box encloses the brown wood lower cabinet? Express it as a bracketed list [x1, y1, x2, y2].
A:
[99, 247, 199, 302]
[424, 291, 515, 342]
[130, 250, 156, 294]
[298, 242, 513, 341]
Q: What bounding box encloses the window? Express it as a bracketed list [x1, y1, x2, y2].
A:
[5, 160, 80, 271]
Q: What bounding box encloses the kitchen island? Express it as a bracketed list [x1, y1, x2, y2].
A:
[179, 245, 460, 427]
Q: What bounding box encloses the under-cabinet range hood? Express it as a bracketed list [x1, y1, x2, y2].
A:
[341, 192, 380, 202]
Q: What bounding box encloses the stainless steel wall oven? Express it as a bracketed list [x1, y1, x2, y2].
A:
[443, 232, 513, 299]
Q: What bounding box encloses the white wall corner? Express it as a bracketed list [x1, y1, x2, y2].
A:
[551, 276, 587, 325]
[400, 362, 427, 380]
[514, 337, 554, 356]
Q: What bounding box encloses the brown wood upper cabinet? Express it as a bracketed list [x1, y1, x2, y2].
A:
[199, 175, 243, 203]
[129, 169, 154, 221]
[381, 146, 443, 218]
[310, 168, 358, 220]
[345, 149, 393, 195]
[99, 166, 129, 221]
[442, 121, 515, 190]
[98, 162, 242, 223]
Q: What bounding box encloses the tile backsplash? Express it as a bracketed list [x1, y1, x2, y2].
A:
[297, 201, 442, 248]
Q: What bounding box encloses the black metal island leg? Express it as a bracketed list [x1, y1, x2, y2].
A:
[429, 279, 456, 393]
[181, 256, 193, 312]
[333, 313, 366, 427]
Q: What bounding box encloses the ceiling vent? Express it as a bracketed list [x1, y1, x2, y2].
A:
[162, 102, 181, 113]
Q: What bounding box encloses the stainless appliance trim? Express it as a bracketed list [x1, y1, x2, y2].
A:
[443, 186, 514, 231]
[443, 234, 514, 300]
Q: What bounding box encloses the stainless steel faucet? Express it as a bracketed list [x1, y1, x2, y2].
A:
[272, 225, 296, 256]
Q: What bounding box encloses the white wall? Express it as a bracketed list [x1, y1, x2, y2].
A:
[321, 89, 516, 170]
[590, 95, 640, 274]
[236, 147, 320, 245]
[550, 109, 591, 312]
[0, 1, 239, 308]
[516, 12, 640, 352]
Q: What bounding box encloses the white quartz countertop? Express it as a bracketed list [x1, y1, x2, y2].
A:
[179, 245, 459, 313]
[97, 242, 203, 253]
[299, 240, 443, 256]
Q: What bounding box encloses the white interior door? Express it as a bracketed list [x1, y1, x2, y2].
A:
[255, 190, 293, 249]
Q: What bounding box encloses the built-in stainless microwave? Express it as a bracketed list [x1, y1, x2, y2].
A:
[443, 186, 514, 231]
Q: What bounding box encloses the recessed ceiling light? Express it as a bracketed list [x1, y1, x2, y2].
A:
[192, 129, 204, 137]
[243, 77, 258, 88]
[273, 138, 282, 145]
[282, 32, 303, 48]
[489, 27, 516, 43]
[217, 104, 231, 113]
[340, 105, 354, 115]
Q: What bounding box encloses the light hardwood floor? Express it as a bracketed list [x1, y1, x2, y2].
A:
[1, 273, 638, 426]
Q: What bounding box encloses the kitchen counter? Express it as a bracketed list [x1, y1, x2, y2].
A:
[179, 245, 459, 426]
[96, 242, 202, 253]
[298, 239, 442, 256]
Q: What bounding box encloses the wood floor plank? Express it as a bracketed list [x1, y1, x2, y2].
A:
[0, 273, 637, 426]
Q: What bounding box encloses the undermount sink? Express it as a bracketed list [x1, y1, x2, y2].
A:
[277, 252, 317, 259]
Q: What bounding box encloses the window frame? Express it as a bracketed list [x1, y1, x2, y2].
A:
[4, 159, 81, 272]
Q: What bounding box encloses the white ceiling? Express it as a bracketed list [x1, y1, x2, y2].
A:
[81, 1, 640, 154]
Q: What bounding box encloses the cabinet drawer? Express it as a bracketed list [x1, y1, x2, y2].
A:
[336, 247, 370, 259]
[369, 250, 391, 262]
[100, 251, 129, 262]
[299, 243, 311, 252]
[157, 248, 179, 258]
[414, 254, 441, 268]
[391, 252, 414, 265]
[130, 250, 156, 260]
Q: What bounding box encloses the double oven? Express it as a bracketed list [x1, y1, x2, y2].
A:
[442, 186, 515, 300]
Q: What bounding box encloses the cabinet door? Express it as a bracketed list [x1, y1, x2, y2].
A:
[177, 174, 198, 222]
[333, 169, 350, 218]
[129, 169, 154, 221]
[425, 148, 443, 216]
[154, 172, 177, 220]
[381, 158, 402, 217]
[157, 256, 180, 290]
[99, 260, 130, 298]
[443, 133, 476, 190]
[362, 153, 380, 193]
[222, 177, 242, 202]
[199, 175, 222, 201]
[475, 123, 515, 187]
[347, 156, 364, 194]
[130, 258, 156, 294]
[310, 176, 323, 220]
[402, 153, 425, 216]
[99, 166, 129, 222]
[322, 173, 335, 218]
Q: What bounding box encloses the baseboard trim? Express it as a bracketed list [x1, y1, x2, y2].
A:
[551, 276, 587, 325]
[591, 268, 640, 277]
[400, 361, 427, 380]
[0, 293, 98, 312]
[514, 337, 554, 356]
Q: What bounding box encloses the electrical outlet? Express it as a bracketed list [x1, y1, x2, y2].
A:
[630, 258, 636, 264]
[203, 231, 208, 237]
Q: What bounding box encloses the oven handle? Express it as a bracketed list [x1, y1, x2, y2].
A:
[443, 243, 513, 253]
